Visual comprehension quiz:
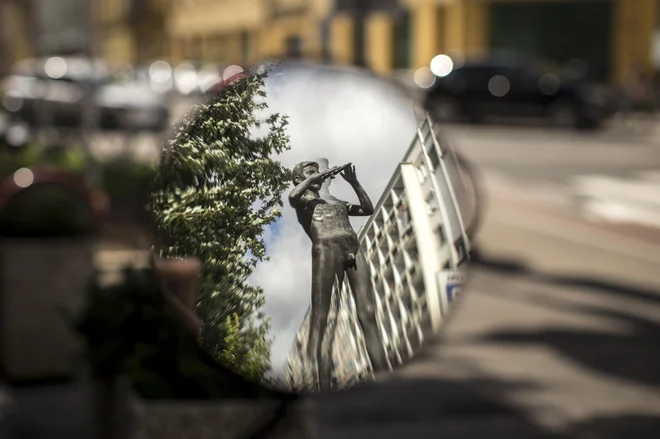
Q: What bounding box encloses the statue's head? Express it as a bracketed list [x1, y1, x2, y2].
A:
[292, 161, 322, 191]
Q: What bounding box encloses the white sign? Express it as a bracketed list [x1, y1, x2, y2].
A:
[437, 269, 467, 306]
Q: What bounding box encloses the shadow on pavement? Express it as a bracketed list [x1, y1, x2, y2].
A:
[316, 376, 562, 438]
[470, 249, 660, 388]
[9, 248, 660, 439]
[316, 375, 660, 438]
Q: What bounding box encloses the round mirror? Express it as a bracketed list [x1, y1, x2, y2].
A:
[150, 60, 477, 394]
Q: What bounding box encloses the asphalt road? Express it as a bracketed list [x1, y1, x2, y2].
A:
[315, 193, 660, 439]
[446, 122, 660, 182]
[313, 124, 660, 438]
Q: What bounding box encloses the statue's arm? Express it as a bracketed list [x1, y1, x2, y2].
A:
[345, 181, 374, 216]
[288, 178, 314, 207]
[289, 167, 338, 207]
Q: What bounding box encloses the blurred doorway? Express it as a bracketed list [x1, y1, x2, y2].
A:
[285, 35, 303, 59]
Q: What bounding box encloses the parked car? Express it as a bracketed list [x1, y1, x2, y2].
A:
[423, 54, 619, 129]
[0, 56, 170, 133]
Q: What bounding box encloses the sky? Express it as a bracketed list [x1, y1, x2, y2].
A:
[246, 62, 421, 381]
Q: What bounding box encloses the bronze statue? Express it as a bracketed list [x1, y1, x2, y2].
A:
[289, 159, 389, 391]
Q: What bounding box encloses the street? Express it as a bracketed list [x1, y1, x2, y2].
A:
[315, 194, 660, 439]
[313, 124, 660, 438]
[445, 122, 660, 229]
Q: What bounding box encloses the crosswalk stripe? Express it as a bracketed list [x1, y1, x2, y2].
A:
[570, 173, 660, 227]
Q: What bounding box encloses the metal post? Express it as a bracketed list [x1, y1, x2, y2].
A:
[353, 0, 368, 69]
[81, 0, 100, 186]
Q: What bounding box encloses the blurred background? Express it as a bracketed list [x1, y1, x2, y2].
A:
[3, 0, 660, 235]
[1, 0, 660, 438]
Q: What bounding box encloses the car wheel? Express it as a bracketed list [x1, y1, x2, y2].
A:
[547, 100, 579, 129]
[430, 98, 461, 123]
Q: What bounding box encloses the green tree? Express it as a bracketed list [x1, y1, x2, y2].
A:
[150, 68, 291, 383]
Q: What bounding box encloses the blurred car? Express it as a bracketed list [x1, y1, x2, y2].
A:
[423, 54, 619, 129]
[0, 56, 170, 133]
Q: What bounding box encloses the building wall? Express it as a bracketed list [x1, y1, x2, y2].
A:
[330, 0, 657, 84]
[94, 0, 170, 66]
[168, 0, 266, 64]
[612, 0, 658, 82]
[0, 1, 34, 74]
[80, 0, 660, 83]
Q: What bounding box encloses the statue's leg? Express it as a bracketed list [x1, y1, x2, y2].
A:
[307, 244, 342, 392]
[346, 251, 390, 373]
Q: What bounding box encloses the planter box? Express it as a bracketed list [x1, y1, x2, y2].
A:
[0, 238, 95, 382]
[94, 377, 318, 439]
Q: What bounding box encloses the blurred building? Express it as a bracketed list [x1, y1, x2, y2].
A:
[3, 0, 660, 85]
[334, 0, 660, 84]
[94, 0, 171, 66]
[0, 1, 36, 76]
[31, 0, 91, 55]
[167, 0, 264, 65]
[1, 0, 91, 67]
[166, 0, 337, 66]
[283, 116, 470, 392]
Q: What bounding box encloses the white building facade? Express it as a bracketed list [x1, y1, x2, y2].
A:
[284, 115, 472, 392]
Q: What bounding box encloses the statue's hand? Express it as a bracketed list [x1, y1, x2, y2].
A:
[341, 164, 359, 185]
[310, 167, 340, 184]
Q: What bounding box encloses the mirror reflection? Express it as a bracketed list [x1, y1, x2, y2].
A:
[150, 61, 476, 393]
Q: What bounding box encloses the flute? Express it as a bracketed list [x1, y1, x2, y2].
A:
[322, 163, 352, 180]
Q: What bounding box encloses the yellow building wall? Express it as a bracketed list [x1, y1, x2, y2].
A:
[169, 0, 265, 37]
[366, 13, 394, 75]
[463, 0, 488, 59]
[1, 2, 33, 65]
[612, 0, 657, 83]
[101, 29, 135, 66]
[262, 15, 308, 58]
[411, 1, 440, 69]
[330, 14, 355, 65]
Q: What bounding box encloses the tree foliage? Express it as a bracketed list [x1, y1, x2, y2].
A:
[150, 68, 291, 383]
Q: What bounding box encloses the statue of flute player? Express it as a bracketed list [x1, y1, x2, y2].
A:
[289, 159, 389, 391]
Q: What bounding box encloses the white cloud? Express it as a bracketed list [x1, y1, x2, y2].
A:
[248, 64, 419, 380]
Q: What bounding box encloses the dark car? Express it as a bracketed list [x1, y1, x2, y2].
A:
[423, 55, 619, 129]
[0, 57, 170, 133]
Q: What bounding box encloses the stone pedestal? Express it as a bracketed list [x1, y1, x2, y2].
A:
[0, 238, 95, 382]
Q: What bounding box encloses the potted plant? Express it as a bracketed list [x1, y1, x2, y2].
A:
[0, 165, 108, 382]
[76, 260, 315, 439]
